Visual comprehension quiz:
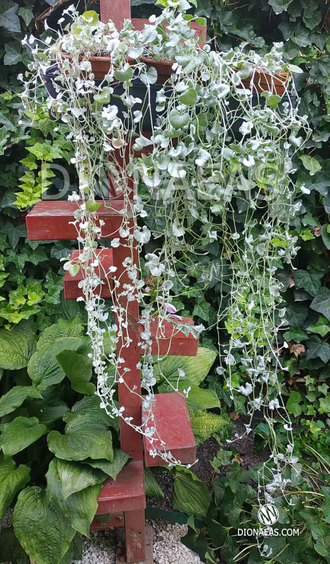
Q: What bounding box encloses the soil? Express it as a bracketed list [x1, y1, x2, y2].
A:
[147, 416, 270, 511]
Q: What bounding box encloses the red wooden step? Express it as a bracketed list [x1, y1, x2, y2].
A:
[90, 512, 124, 530]
[63, 249, 114, 299]
[96, 460, 145, 514]
[26, 200, 131, 241]
[142, 392, 197, 467]
[140, 317, 199, 357]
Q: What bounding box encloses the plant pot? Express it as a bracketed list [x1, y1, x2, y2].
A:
[241, 69, 289, 95]
[228, 93, 297, 138]
[85, 55, 173, 85]
[40, 64, 172, 130]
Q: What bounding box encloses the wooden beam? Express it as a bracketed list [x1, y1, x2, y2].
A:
[100, 0, 131, 31]
[26, 200, 131, 241]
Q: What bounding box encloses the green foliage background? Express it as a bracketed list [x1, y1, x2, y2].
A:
[1, 0, 330, 562]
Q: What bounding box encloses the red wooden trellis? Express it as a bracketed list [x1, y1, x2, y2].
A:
[26, 1, 201, 561]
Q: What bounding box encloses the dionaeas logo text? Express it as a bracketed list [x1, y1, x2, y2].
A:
[257, 504, 279, 526]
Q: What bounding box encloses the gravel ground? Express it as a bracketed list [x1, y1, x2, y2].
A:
[0, 512, 201, 564]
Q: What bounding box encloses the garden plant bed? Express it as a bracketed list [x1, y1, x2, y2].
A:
[1, 0, 330, 564]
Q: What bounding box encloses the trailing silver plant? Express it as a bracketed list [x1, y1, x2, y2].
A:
[21, 0, 310, 519]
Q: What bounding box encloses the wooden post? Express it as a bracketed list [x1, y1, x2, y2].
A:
[100, 0, 131, 30]
[113, 222, 143, 460]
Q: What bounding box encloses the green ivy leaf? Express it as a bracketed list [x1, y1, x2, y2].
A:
[311, 288, 330, 321]
[286, 391, 303, 416]
[172, 467, 210, 516]
[13, 486, 75, 564]
[268, 0, 294, 15]
[307, 317, 330, 337]
[4, 41, 22, 66]
[319, 397, 330, 415]
[283, 327, 308, 342]
[0, 456, 30, 519]
[306, 335, 330, 364]
[0, 1, 21, 33]
[285, 305, 309, 326]
[193, 300, 211, 322]
[18, 6, 34, 26]
[303, 9, 322, 31]
[2, 222, 26, 249]
[293, 269, 323, 297]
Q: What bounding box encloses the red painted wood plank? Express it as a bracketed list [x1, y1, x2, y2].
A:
[100, 0, 130, 30]
[96, 461, 145, 513]
[90, 512, 124, 530]
[112, 228, 144, 460]
[125, 509, 146, 562]
[63, 249, 114, 299]
[145, 316, 199, 357]
[26, 200, 131, 241]
[142, 392, 197, 467]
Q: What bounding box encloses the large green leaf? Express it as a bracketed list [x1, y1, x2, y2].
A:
[0, 526, 30, 564]
[56, 459, 107, 499]
[155, 347, 217, 390]
[0, 321, 36, 370]
[63, 394, 117, 430]
[37, 319, 83, 352]
[25, 397, 69, 427]
[293, 270, 323, 297]
[46, 459, 102, 537]
[56, 349, 95, 395]
[59, 534, 83, 564]
[0, 417, 47, 456]
[28, 337, 90, 390]
[183, 386, 220, 411]
[0, 456, 30, 519]
[85, 449, 130, 480]
[13, 486, 76, 564]
[0, 1, 21, 33]
[48, 427, 114, 462]
[0, 386, 42, 418]
[311, 288, 330, 321]
[172, 467, 210, 516]
[145, 468, 164, 499]
[189, 410, 228, 444]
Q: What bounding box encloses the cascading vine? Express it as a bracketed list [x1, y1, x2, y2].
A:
[21, 0, 310, 524]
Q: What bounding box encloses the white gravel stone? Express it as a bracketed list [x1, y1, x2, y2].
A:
[1, 512, 202, 564]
